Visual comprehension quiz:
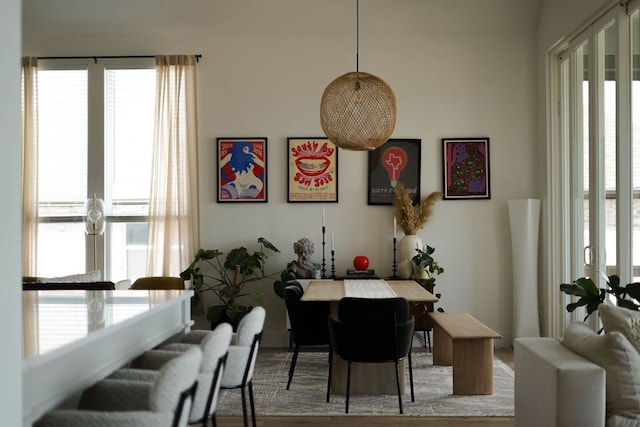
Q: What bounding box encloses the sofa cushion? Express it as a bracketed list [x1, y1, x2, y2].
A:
[563, 321, 640, 419]
[599, 304, 640, 355]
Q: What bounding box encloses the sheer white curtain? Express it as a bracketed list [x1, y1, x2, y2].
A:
[145, 55, 200, 277]
[21, 57, 39, 277]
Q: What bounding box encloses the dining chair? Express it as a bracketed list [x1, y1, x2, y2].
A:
[328, 297, 415, 414]
[130, 276, 185, 290]
[109, 323, 233, 427]
[220, 306, 266, 427]
[283, 283, 331, 399]
[34, 346, 202, 427]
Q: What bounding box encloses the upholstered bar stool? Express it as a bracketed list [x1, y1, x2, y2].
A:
[111, 323, 233, 427]
[34, 346, 202, 427]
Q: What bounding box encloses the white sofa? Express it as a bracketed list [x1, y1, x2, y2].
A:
[515, 304, 640, 427]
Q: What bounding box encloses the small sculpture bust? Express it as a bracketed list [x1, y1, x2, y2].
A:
[291, 237, 319, 279]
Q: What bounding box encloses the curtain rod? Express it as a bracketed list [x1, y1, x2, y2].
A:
[37, 54, 202, 63]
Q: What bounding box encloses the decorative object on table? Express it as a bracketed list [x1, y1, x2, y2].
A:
[442, 137, 490, 200]
[289, 237, 321, 279]
[216, 137, 268, 202]
[352, 256, 369, 271]
[368, 139, 421, 205]
[180, 237, 281, 328]
[319, 0, 396, 151]
[560, 273, 640, 323]
[83, 193, 106, 271]
[393, 183, 442, 263]
[287, 138, 338, 202]
[508, 198, 541, 338]
[331, 250, 336, 279]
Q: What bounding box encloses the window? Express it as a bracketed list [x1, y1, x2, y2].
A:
[36, 59, 155, 281]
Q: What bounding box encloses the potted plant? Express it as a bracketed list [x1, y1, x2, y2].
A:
[560, 273, 640, 324]
[180, 237, 281, 328]
[410, 244, 445, 338]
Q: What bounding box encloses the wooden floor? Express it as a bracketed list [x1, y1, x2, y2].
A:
[210, 347, 515, 427]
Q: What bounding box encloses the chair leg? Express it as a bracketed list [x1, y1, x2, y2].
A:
[394, 360, 403, 414]
[211, 413, 217, 427]
[422, 331, 427, 347]
[248, 381, 257, 427]
[240, 385, 249, 427]
[287, 345, 299, 390]
[408, 351, 415, 402]
[345, 360, 352, 414]
[326, 350, 333, 403]
[427, 330, 432, 352]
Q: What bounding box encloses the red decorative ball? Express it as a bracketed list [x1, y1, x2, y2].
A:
[353, 256, 369, 271]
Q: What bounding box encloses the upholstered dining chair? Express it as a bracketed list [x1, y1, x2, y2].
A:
[328, 297, 415, 414]
[220, 306, 266, 427]
[109, 323, 233, 427]
[34, 346, 202, 427]
[130, 276, 185, 290]
[283, 283, 331, 399]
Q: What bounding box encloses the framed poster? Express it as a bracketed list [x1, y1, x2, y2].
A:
[442, 137, 490, 200]
[287, 137, 338, 202]
[367, 138, 421, 206]
[217, 137, 268, 202]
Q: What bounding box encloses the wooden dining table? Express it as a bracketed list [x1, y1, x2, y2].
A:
[301, 279, 438, 396]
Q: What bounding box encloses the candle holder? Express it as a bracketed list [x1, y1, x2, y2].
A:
[330, 250, 336, 279]
[321, 225, 327, 278]
[390, 237, 400, 279]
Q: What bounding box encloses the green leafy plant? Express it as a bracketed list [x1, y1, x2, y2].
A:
[180, 237, 281, 325]
[560, 273, 640, 321]
[410, 245, 445, 335]
[272, 261, 298, 299]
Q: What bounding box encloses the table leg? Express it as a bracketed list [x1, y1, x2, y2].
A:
[452, 338, 494, 395]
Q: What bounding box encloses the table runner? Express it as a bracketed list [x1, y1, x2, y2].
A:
[343, 279, 397, 298]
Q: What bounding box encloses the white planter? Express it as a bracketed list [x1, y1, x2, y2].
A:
[508, 199, 541, 338]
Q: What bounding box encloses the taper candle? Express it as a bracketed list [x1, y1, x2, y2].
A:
[393, 216, 397, 238]
[331, 232, 335, 250]
[322, 207, 326, 227]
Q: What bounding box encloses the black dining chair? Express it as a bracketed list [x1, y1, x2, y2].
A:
[328, 297, 415, 414]
[283, 283, 332, 400]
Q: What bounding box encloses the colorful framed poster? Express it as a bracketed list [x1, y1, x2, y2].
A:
[367, 139, 421, 206]
[287, 137, 338, 202]
[217, 137, 268, 202]
[442, 137, 490, 200]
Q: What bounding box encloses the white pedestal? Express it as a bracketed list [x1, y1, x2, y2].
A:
[508, 199, 541, 338]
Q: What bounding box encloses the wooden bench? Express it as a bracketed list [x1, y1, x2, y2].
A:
[428, 312, 502, 395]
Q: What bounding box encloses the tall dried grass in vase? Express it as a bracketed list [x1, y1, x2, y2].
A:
[393, 184, 442, 235]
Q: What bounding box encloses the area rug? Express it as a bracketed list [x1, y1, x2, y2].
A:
[216, 351, 514, 417]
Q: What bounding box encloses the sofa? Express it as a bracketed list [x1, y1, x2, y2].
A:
[515, 304, 640, 427]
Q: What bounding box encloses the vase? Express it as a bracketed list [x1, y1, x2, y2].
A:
[398, 234, 423, 267]
[397, 260, 413, 279]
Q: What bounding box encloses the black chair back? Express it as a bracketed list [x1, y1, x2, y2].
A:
[284, 284, 331, 346]
[330, 297, 414, 364]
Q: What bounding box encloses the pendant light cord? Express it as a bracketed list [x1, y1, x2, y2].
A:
[356, 0, 359, 73]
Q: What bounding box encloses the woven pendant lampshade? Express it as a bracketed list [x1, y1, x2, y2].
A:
[320, 71, 396, 151]
[319, 0, 397, 151]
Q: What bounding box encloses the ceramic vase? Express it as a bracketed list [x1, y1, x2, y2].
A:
[398, 234, 423, 267]
[397, 260, 414, 279]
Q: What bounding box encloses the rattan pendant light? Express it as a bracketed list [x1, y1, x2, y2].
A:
[320, 0, 396, 151]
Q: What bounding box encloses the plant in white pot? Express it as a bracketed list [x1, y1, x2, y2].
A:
[392, 184, 442, 278]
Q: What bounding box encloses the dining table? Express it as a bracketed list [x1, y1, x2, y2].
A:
[301, 279, 438, 396]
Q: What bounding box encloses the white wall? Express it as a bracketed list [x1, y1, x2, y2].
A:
[1, 0, 23, 424]
[23, 0, 540, 347]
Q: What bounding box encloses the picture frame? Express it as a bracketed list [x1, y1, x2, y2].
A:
[287, 137, 338, 202]
[216, 137, 268, 202]
[367, 138, 421, 206]
[442, 137, 490, 200]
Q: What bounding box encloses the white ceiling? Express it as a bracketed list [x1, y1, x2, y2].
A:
[22, 0, 543, 36]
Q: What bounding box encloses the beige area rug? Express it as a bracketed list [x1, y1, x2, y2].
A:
[216, 351, 514, 417]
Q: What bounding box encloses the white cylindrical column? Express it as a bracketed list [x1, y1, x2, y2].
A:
[508, 199, 541, 338]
